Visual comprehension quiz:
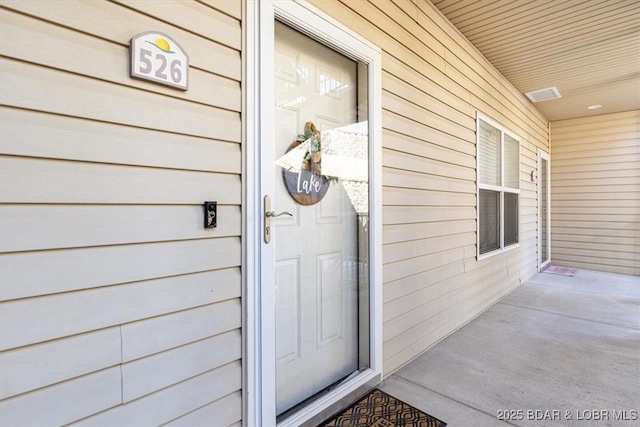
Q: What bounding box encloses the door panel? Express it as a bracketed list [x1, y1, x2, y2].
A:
[317, 252, 344, 345]
[275, 257, 301, 363]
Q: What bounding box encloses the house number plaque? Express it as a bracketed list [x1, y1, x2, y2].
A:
[130, 31, 189, 90]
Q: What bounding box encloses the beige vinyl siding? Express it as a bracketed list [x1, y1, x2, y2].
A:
[550, 110, 640, 276]
[309, 0, 549, 374]
[0, 1, 242, 425]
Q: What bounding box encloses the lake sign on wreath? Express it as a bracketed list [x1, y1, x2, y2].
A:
[283, 168, 330, 205]
[281, 122, 330, 206]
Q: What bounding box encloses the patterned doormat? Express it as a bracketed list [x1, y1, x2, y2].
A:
[319, 389, 446, 427]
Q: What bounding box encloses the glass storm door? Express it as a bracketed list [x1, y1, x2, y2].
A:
[269, 21, 370, 416]
[539, 151, 551, 270]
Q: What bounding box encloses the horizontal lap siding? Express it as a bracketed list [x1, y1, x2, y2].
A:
[550, 111, 640, 276]
[0, 1, 242, 425]
[310, 0, 549, 374]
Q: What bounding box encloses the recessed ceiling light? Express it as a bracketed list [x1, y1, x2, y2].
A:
[587, 104, 602, 110]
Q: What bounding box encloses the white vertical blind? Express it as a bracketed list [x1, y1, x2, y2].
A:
[504, 134, 519, 189]
[478, 120, 501, 186]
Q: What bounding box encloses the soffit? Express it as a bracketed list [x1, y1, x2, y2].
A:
[432, 0, 640, 121]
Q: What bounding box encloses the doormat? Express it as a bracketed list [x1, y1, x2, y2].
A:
[543, 265, 577, 276]
[319, 388, 446, 427]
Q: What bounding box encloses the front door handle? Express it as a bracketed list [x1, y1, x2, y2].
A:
[266, 211, 293, 218]
[264, 195, 293, 243]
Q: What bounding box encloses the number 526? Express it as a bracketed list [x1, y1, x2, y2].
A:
[138, 48, 183, 84]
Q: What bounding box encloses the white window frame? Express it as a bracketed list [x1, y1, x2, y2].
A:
[476, 113, 521, 259]
[244, 1, 383, 426]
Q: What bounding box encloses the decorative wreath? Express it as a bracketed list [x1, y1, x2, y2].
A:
[295, 121, 322, 175]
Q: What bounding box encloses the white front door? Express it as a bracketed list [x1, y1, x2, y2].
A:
[251, 2, 383, 424]
[538, 150, 551, 270]
[271, 22, 361, 415]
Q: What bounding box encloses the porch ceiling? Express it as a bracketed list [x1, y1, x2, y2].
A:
[431, 0, 640, 121]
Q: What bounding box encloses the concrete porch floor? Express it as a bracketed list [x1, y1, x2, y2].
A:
[379, 269, 640, 426]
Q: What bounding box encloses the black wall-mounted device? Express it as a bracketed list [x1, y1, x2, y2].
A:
[204, 201, 217, 229]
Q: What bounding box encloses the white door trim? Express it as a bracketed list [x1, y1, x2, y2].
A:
[538, 149, 551, 271]
[242, 0, 260, 425]
[244, 1, 383, 426]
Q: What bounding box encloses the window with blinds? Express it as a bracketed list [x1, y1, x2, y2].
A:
[477, 115, 520, 257]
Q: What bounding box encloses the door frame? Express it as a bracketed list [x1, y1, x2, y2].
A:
[243, 1, 383, 425]
[538, 149, 551, 271]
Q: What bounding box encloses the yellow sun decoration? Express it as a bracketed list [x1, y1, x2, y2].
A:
[155, 38, 170, 51]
